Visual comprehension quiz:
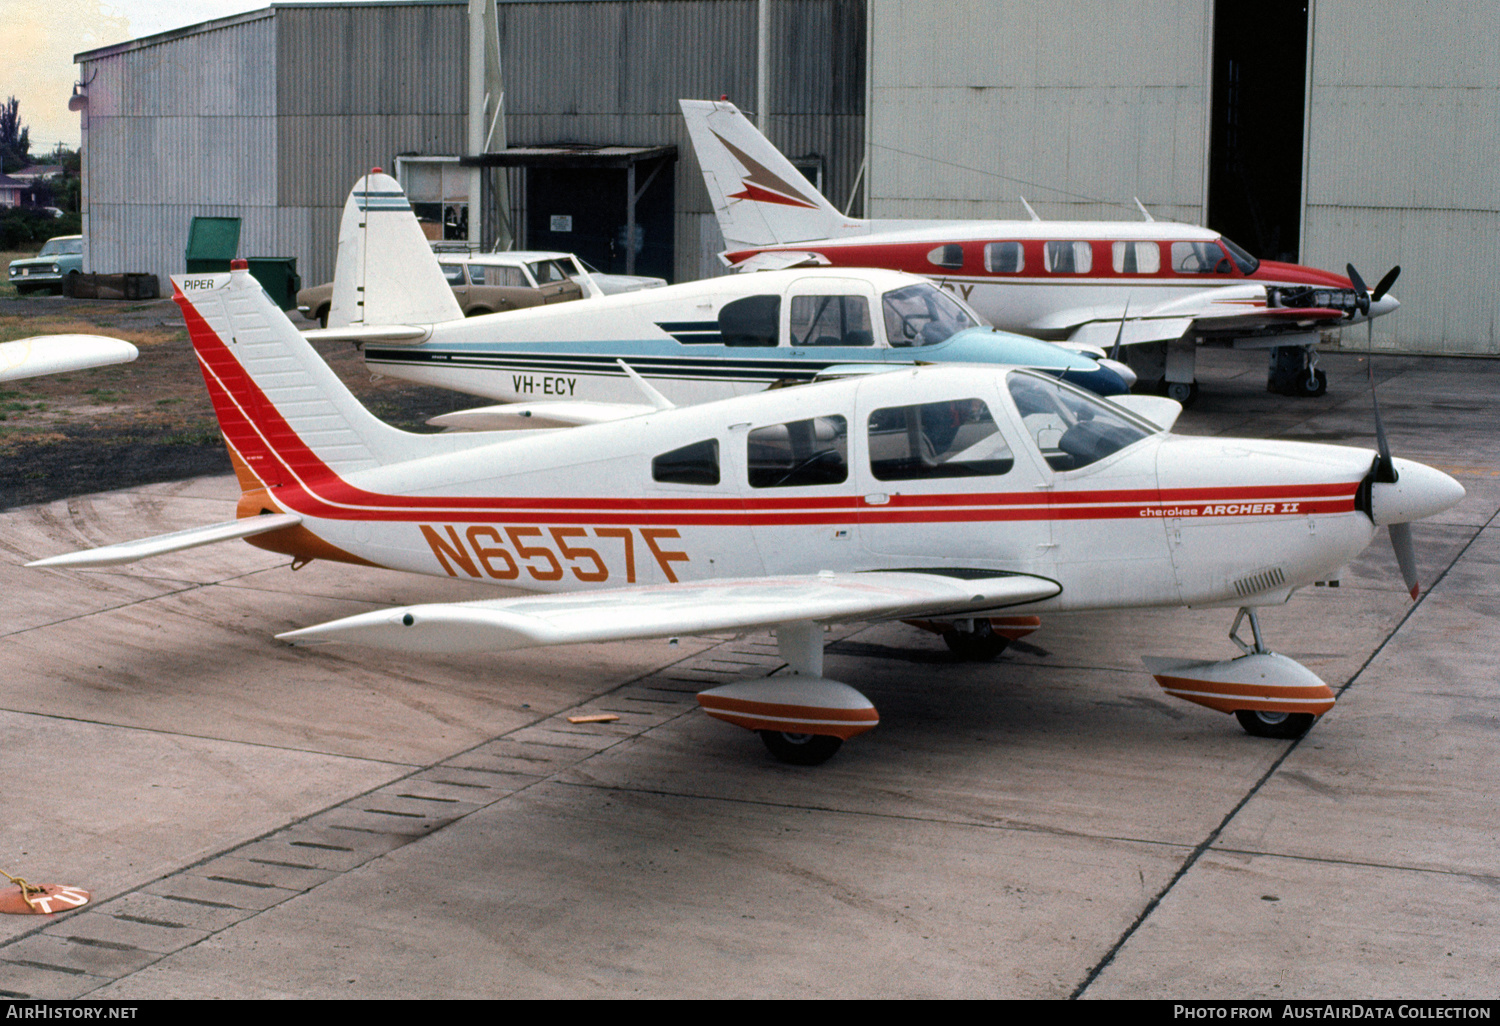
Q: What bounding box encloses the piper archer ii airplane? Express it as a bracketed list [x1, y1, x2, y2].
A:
[307, 172, 1135, 430]
[26, 262, 1461, 764]
[680, 99, 1401, 405]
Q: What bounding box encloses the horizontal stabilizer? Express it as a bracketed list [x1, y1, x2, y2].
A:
[303, 325, 429, 345]
[28, 513, 303, 568]
[280, 570, 1060, 654]
[724, 250, 831, 272]
[427, 401, 660, 431]
[0, 335, 138, 382]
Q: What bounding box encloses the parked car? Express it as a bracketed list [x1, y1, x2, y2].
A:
[295, 250, 666, 327]
[7, 235, 83, 295]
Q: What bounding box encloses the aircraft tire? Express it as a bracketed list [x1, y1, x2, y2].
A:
[1295, 368, 1328, 397]
[1160, 379, 1199, 406]
[759, 730, 843, 766]
[1235, 709, 1315, 739]
[942, 620, 1011, 661]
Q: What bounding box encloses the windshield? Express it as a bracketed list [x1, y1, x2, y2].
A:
[1220, 236, 1260, 275]
[40, 239, 81, 257]
[881, 283, 979, 347]
[1007, 372, 1152, 471]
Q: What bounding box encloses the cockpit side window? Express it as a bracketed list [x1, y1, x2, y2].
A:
[748, 416, 848, 488]
[881, 283, 978, 348]
[789, 295, 874, 347]
[868, 399, 1014, 481]
[653, 439, 720, 486]
[1171, 241, 1233, 275]
[1007, 373, 1151, 471]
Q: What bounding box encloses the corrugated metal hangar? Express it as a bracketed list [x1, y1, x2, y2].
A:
[74, 0, 1497, 355]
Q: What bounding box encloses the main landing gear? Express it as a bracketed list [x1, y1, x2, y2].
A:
[1268, 345, 1327, 397]
[696, 622, 878, 766]
[1142, 608, 1334, 739]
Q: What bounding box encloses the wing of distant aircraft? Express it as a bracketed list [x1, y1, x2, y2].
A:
[0, 335, 138, 382]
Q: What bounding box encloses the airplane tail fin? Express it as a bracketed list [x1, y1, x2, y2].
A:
[176, 263, 480, 500]
[679, 99, 868, 249]
[328, 171, 464, 328]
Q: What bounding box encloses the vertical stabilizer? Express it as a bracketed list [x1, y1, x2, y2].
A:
[679, 99, 868, 248]
[328, 172, 464, 328]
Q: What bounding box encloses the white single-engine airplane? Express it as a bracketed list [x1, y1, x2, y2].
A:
[27, 263, 1460, 764]
[680, 99, 1401, 404]
[307, 172, 1135, 430]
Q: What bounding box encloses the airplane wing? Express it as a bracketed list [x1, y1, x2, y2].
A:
[0, 335, 138, 382]
[278, 570, 1061, 654]
[722, 250, 831, 272]
[27, 513, 303, 569]
[427, 401, 660, 431]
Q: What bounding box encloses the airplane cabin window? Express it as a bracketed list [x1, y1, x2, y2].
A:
[1007, 373, 1152, 471]
[927, 244, 964, 269]
[652, 439, 720, 486]
[439, 263, 467, 286]
[1171, 241, 1233, 275]
[718, 295, 780, 347]
[1111, 241, 1161, 274]
[984, 242, 1025, 274]
[881, 283, 978, 348]
[1044, 241, 1093, 274]
[479, 265, 527, 288]
[867, 399, 1014, 481]
[748, 416, 848, 488]
[790, 295, 875, 347]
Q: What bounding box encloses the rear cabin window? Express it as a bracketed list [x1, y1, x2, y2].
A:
[1171, 241, 1232, 275]
[1111, 241, 1161, 274]
[867, 399, 1014, 481]
[440, 263, 467, 286]
[984, 242, 1025, 274]
[927, 244, 964, 269]
[652, 439, 720, 486]
[1044, 241, 1093, 274]
[748, 416, 848, 488]
[478, 265, 528, 287]
[789, 295, 874, 347]
[718, 295, 780, 347]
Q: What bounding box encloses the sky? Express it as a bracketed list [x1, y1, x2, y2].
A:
[1, 1, 280, 156]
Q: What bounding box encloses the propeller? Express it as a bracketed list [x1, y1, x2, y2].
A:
[1348, 262, 1419, 599]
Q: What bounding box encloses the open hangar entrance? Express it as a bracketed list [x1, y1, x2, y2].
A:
[465, 146, 677, 282]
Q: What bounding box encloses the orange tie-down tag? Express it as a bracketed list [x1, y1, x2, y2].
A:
[0, 881, 91, 915]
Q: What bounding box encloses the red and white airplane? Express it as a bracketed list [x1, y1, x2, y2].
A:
[26, 263, 1460, 764]
[681, 99, 1401, 404]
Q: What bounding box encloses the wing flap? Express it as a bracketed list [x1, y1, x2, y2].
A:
[27, 513, 303, 568]
[279, 570, 1060, 654]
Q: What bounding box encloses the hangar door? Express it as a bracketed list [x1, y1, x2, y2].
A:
[526, 162, 675, 283]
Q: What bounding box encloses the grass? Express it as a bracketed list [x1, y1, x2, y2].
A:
[0, 315, 185, 347]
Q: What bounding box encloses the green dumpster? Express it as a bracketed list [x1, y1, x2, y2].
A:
[246, 257, 302, 311]
[184, 216, 241, 273]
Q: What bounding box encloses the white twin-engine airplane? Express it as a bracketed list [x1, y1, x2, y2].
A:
[680, 99, 1401, 404]
[307, 172, 1136, 431]
[27, 264, 1461, 764]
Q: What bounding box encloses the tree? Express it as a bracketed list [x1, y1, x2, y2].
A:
[0, 97, 31, 174]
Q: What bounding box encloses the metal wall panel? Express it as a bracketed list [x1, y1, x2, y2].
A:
[1303, 0, 1500, 354]
[866, 0, 1212, 223]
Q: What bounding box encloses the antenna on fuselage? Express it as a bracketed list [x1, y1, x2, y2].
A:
[1133, 197, 1155, 222]
[1018, 196, 1041, 222]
